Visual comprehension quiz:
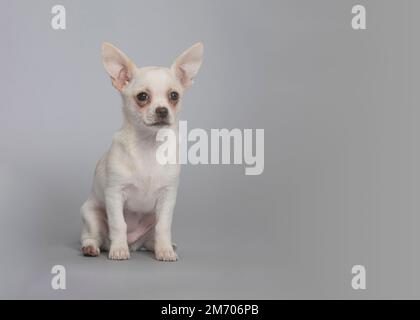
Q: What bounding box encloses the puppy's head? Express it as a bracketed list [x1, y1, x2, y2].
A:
[101, 42, 203, 131]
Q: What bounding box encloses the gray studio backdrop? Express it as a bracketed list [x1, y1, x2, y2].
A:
[0, 0, 419, 299]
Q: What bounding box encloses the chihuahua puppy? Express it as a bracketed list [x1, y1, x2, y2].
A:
[80, 42, 203, 261]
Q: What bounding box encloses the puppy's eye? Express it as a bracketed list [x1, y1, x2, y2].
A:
[169, 91, 179, 101]
[137, 92, 149, 102]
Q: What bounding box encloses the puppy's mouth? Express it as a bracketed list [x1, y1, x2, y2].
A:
[147, 120, 171, 127]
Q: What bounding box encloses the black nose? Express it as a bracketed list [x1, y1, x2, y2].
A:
[155, 107, 168, 118]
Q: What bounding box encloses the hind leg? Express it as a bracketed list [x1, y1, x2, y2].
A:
[80, 198, 107, 257]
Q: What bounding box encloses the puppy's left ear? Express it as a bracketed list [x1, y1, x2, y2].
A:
[171, 42, 204, 89]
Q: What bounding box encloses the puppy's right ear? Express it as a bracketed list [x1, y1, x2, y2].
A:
[101, 42, 136, 91]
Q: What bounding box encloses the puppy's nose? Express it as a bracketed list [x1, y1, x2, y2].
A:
[155, 106, 169, 118]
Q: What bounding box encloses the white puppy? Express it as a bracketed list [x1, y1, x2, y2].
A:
[80, 42, 203, 261]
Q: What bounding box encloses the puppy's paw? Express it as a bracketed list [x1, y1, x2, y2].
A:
[108, 244, 130, 260]
[82, 245, 100, 257]
[155, 246, 178, 262]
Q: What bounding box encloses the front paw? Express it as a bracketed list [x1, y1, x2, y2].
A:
[108, 243, 130, 260]
[155, 246, 178, 262]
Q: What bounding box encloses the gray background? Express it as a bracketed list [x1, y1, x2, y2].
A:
[0, 0, 419, 299]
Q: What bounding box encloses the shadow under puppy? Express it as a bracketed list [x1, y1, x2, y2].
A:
[80, 42, 203, 261]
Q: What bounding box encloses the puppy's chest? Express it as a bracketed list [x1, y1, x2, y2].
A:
[124, 165, 177, 213]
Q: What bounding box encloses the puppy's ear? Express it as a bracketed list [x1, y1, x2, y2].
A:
[102, 42, 136, 91]
[171, 42, 203, 89]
